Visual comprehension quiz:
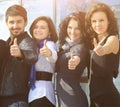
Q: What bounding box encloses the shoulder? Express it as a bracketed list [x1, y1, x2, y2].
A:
[19, 34, 34, 49]
[46, 41, 56, 48]
[0, 39, 6, 44]
[107, 35, 119, 43]
[0, 39, 9, 55]
[21, 32, 33, 43]
[106, 35, 119, 48]
[0, 39, 8, 49]
[21, 32, 32, 40]
[72, 43, 87, 51]
[107, 35, 119, 54]
[47, 41, 55, 45]
[71, 43, 88, 55]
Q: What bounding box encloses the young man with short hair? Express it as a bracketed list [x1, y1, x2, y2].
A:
[0, 4, 37, 107]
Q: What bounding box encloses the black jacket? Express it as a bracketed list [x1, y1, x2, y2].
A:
[0, 32, 38, 96]
[0, 40, 9, 71]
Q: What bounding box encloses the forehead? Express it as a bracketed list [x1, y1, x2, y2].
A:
[36, 20, 48, 26]
[91, 11, 107, 19]
[68, 19, 78, 26]
[7, 15, 25, 22]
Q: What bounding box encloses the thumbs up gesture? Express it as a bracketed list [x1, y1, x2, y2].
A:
[68, 53, 80, 70]
[40, 40, 52, 57]
[93, 38, 104, 56]
[10, 38, 22, 57]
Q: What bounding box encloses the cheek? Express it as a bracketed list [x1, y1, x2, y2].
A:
[7, 24, 12, 29]
[75, 30, 81, 36]
[105, 23, 109, 31]
[33, 31, 37, 36]
[45, 30, 49, 35]
[33, 35, 39, 40]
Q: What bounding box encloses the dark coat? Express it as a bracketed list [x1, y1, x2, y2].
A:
[0, 32, 38, 96]
[0, 40, 9, 71]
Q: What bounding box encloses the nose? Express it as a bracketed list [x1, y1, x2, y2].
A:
[35, 27, 41, 32]
[96, 21, 100, 26]
[13, 23, 18, 28]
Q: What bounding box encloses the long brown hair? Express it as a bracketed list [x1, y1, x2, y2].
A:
[59, 11, 89, 47]
[85, 2, 119, 40]
[30, 16, 58, 42]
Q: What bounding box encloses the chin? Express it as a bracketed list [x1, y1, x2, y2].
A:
[13, 32, 22, 36]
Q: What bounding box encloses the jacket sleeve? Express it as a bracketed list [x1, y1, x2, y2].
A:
[19, 37, 38, 64]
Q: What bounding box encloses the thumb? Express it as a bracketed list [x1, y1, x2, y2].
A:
[93, 38, 98, 48]
[70, 53, 74, 60]
[43, 40, 47, 48]
[13, 38, 17, 46]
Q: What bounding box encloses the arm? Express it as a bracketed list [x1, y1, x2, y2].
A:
[20, 37, 38, 64]
[94, 36, 119, 56]
[102, 36, 119, 54]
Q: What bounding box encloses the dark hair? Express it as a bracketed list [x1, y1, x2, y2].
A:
[85, 2, 119, 39]
[30, 16, 58, 42]
[5, 4, 27, 22]
[59, 11, 88, 47]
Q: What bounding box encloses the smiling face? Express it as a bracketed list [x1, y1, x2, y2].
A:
[67, 19, 81, 41]
[33, 20, 50, 41]
[6, 15, 27, 37]
[91, 11, 109, 36]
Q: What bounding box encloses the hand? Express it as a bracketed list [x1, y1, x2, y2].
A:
[40, 40, 52, 57]
[93, 38, 104, 56]
[68, 53, 78, 70]
[10, 38, 22, 57]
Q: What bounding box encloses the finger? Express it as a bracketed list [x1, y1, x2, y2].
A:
[70, 53, 74, 60]
[93, 38, 98, 48]
[43, 40, 47, 47]
[13, 38, 17, 46]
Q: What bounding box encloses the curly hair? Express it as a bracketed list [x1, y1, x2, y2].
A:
[59, 11, 89, 48]
[85, 2, 119, 40]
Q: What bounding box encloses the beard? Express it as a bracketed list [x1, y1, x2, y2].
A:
[10, 29, 24, 37]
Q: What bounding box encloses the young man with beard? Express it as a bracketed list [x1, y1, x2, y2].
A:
[0, 4, 37, 107]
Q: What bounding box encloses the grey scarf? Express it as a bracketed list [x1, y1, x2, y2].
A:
[62, 37, 81, 51]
